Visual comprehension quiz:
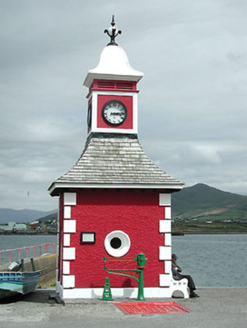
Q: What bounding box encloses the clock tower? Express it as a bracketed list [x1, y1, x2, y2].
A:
[84, 17, 143, 135]
[49, 17, 186, 302]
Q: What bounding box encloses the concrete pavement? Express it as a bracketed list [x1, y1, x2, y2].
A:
[0, 288, 246, 328]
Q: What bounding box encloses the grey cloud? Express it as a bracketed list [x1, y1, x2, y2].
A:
[1, 0, 246, 210]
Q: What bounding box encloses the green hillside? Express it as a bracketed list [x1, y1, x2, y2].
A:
[172, 183, 247, 221]
[38, 183, 247, 234]
[172, 183, 247, 233]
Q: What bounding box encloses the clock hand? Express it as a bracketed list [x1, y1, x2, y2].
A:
[110, 112, 121, 116]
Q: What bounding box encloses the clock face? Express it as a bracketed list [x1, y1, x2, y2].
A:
[87, 103, 92, 128]
[102, 100, 127, 126]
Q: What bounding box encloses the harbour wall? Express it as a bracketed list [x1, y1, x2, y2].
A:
[0, 254, 56, 288]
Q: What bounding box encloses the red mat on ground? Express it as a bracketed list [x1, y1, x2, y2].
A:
[114, 301, 190, 315]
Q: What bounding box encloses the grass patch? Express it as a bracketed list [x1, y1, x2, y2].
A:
[172, 221, 247, 234]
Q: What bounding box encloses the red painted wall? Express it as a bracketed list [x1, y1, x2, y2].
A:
[64, 189, 165, 288]
[97, 95, 133, 129]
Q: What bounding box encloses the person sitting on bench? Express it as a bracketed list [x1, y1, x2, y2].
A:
[172, 253, 199, 298]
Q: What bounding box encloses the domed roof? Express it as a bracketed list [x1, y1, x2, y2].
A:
[83, 45, 143, 87]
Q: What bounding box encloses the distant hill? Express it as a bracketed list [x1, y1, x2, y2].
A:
[172, 183, 247, 221]
[1, 183, 246, 225]
[0, 208, 57, 224]
[38, 212, 57, 223]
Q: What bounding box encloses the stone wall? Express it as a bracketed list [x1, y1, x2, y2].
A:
[0, 254, 56, 288]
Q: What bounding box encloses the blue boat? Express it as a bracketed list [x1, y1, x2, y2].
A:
[0, 259, 41, 300]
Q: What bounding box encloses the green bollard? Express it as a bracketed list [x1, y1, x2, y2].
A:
[137, 253, 147, 268]
[136, 253, 148, 301]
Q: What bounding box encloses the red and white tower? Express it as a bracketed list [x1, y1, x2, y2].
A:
[49, 17, 184, 301]
[84, 19, 142, 136]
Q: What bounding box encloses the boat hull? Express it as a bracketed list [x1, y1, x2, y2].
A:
[0, 271, 41, 300]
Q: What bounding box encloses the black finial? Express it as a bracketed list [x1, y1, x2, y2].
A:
[104, 15, 122, 46]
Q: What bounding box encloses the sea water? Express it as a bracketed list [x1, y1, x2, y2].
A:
[0, 234, 246, 287]
[172, 234, 247, 287]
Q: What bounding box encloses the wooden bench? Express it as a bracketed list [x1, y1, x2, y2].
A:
[170, 277, 190, 298]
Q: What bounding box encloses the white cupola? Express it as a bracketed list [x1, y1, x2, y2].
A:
[83, 16, 143, 136]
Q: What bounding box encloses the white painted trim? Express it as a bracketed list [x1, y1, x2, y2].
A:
[63, 275, 75, 288]
[64, 206, 71, 219]
[56, 201, 60, 283]
[63, 234, 71, 246]
[104, 230, 131, 257]
[63, 261, 70, 275]
[159, 220, 171, 233]
[164, 260, 172, 274]
[159, 274, 171, 286]
[57, 285, 182, 300]
[165, 207, 171, 219]
[63, 247, 76, 260]
[89, 90, 138, 135]
[90, 127, 137, 134]
[64, 193, 77, 206]
[132, 93, 138, 133]
[159, 194, 171, 206]
[49, 183, 183, 195]
[64, 220, 76, 233]
[165, 233, 172, 246]
[84, 73, 143, 88]
[91, 92, 98, 132]
[159, 246, 171, 260]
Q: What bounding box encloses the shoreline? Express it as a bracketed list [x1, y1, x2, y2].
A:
[173, 231, 247, 235]
[0, 231, 57, 235]
[1, 231, 247, 236]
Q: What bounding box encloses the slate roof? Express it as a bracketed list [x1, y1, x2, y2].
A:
[48, 133, 184, 196]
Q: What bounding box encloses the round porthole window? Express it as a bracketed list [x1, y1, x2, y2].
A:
[104, 230, 131, 257]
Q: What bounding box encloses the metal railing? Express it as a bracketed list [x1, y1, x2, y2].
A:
[0, 243, 56, 265]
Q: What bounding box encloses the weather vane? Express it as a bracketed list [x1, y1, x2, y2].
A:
[104, 15, 122, 46]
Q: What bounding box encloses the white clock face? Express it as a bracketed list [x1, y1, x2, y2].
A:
[102, 100, 127, 126]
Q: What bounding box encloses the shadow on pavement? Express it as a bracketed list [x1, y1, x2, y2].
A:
[0, 289, 57, 305]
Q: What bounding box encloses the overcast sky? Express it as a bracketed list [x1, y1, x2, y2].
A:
[1, 0, 247, 211]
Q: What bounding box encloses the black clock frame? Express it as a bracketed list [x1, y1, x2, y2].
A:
[87, 103, 92, 128]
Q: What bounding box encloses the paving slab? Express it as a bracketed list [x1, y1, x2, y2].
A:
[0, 288, 246, 328]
